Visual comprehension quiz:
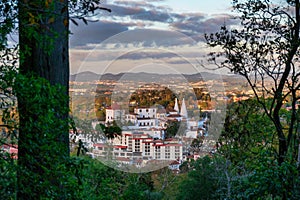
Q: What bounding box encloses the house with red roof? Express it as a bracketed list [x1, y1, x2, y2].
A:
[1, 144, 18, 159]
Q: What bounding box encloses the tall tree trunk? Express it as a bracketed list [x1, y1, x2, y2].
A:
[17, 0, 69, 198]
[18, 1, 69, 88]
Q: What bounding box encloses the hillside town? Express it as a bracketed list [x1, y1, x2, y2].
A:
[71, 97, 210, 172]
[68, 72, 285, 172]
[2, 72, 295, 172]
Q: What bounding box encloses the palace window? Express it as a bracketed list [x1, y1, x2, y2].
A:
[145, 143, 150, 156]
[165, 146, 170, 159]
[135, 140, 140, 152]
[155, 146, 161, 159]
[175, 146, 180, 158]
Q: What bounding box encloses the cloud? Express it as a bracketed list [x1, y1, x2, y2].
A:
[118, 51, 175, 60]
[113, 1, 156, 9]
[171, 13, 237, 41]
[103, 28, 201, 48]
[131, 10, 172, 23]
[113, 0, 169, 10]
[105, 4, 146, 16]
[102, 3, 172, 23]
[70, 1, 238, 48]
[71, 28, 198, 49]
[70, 20, 142, 48]
[103, 2, 237, 38]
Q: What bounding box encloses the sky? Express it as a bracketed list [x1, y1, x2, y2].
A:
[69, 0, 235, 75]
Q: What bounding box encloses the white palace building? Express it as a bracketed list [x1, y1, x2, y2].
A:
[90, 98, 208, 169]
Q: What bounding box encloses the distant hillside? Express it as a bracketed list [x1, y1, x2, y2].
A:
[70, 71, 99, 82]
[70, 71, 244, 83]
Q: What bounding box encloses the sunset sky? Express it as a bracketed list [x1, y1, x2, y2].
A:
[70, 0, 235, 75]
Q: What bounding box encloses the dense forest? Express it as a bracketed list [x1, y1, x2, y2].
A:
[1, 0, 300, 199]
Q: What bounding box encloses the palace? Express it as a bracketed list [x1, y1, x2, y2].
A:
[88, 98, 209, 170]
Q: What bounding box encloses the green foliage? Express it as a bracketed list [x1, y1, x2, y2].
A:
[0, 152, 162, 200]
[176, 99, 300, 200]
[177, 156, 228, 200]
[219, 99, 276, 164]
[96, 109, 106, 121]
[0, 70, 84, 199]
[151, 167, 183, 200]
[165, 120, 187, 138]
[0, 149, 17, 199]
[206, 0, 300, 167]
[66, 156, 159, 200]
[230, 152, 300, 199]
[14, 74, 72, 199]
[95, 121, 122, 139]
[0, 1, 116, 199]
[217, 99, 300, 199]
[190, 136, 204, 153]
[128, 87, 176, 108]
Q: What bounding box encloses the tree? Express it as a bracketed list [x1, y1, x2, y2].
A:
[216, 99, 298, 199]
[1, 0, 110, 198]
[76, 156, 157, 200]
[189, 136, 204, 154]
[165, 120, 187, 139]
[16, 1, 70, 198]
[177, 156, 228, 200]
[95, 121, 122, 140]
[218, 99, 276, 164]
[206, 0, 300, 166]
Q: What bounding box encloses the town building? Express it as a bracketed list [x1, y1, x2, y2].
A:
[105, 103, 125, 123]
[84, 97, 210, 170]
[92, 131, 183, 165]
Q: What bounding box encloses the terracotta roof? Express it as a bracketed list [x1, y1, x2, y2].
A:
[167, 114, 182, 118]
[114, 145, 127, 149]
[133, 138, 145, 140]
[164, 138, 175, 141]
[107, 103, 121, 110]
[137, 117, 152, 120]
[116, 157, 130, 162]
[169, 160, 180, 165]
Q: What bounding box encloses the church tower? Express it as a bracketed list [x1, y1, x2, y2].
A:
[180, 98, 188, 118]
[174, 98, 179, 113]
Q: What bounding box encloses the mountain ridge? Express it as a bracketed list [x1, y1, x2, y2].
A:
[70, 71, 244, 83]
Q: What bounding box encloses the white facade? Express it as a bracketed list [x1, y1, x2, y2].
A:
[137, 118, 157, 127]
[142, 141, 183, 161]
[106, 108, 125, 123]
[96, 98, 207, 168]
[134, 107, 157, 118]
[125, 113, 137, 125]
[133, 107, 158, 127]
[92, 131, 183, 162]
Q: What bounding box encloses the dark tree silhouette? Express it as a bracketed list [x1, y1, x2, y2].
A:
[206, 0, 300, 165]
[14, 0, 110, 198]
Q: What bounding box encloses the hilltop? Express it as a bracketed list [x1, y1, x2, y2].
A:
[70, 71, 245, 84]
